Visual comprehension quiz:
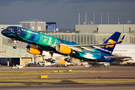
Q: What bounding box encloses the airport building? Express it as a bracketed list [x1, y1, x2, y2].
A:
[76, 24, 135, 33]
[20, 20, 46, 32]
[20, 21, 57, 32]
[0, 24, 33, 66]
[0, 35, 33, 66]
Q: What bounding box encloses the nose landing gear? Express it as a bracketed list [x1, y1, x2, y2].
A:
[13, 39, 17, 49]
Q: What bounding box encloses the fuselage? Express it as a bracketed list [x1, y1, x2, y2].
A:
[1, 26, 115, 62]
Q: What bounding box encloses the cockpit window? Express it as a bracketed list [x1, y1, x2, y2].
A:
[7, 28, 14, 31]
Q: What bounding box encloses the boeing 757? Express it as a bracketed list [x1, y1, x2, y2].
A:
[1, 26, 125, 63]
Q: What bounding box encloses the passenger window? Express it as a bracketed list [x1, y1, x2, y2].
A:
[10, 28, 13, 30]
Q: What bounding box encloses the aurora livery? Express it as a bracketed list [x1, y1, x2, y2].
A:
[1, 26, 125, 62]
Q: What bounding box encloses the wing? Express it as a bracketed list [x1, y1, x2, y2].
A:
[68, 35, 125, 52]
[69, 35, 125, 47]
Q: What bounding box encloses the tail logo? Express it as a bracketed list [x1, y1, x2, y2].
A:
[105, 39, 116, 48]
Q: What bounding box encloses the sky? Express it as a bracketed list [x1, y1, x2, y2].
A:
[0, 0, 135, 29]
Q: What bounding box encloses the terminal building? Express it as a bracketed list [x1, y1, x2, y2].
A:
[1, 22, 135, 66]
[20, 21, 46, 32]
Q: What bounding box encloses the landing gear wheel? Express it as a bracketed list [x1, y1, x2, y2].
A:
[51, 60, 55, 63]
[48, 58, 55, 63]
[13, 45, 17, 49]
[68, 59, 71, 63]
[64, 58, 71, 63]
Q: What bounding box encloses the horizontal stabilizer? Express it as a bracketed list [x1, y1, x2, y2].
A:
[105, 56, 131, 59]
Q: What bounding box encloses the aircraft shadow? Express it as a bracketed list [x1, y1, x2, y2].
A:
[0, 79, 83, 85]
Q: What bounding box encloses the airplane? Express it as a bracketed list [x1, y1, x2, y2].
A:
[112, 44, 135, 65]
[1, 26, 125, 63]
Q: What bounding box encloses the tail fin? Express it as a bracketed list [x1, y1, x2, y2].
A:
[102, 31, 121, 55]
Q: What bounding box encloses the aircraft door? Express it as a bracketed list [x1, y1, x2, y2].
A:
[98, 53, 101, 59]
[17, 27, 21, 35]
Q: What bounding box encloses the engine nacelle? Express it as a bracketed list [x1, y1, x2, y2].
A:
[56, 44, 72, 54]
[26, 45, 42, 55]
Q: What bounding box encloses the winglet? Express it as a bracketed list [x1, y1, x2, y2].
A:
[117, 35, 125, 44]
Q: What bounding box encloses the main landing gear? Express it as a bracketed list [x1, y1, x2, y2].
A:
[64, 58, 71, 63]
[64, 55, 72, 63]
[47, 52, 72, 63]
[47, 51, 55, 63]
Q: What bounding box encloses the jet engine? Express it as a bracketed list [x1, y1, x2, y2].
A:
[56, 44, 72, 54]
[26, 45, 42, 55]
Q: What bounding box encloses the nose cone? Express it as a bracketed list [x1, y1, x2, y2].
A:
[1, 29, 6, 36]
[1, 30, 8, 36]
[1, 29, 10, 36]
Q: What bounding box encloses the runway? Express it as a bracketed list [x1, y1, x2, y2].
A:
[0, 66, 135, 72]
[0, 83, 135, 90]
[0, 66, 135, 90]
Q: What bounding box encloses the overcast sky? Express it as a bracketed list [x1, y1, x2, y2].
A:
[0, 0, 135, 29]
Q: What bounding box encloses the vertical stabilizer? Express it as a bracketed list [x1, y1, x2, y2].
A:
[102, 32, 121, 55]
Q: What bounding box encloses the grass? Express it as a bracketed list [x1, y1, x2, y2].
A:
[0, 77, 135, 86]
[0, 70, 113, 75]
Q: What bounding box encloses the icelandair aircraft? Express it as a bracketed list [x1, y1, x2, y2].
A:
[1, 26, 125, 63]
